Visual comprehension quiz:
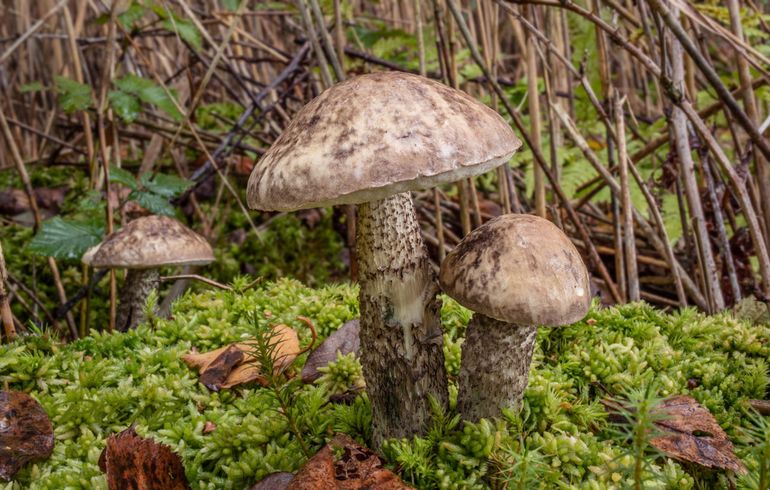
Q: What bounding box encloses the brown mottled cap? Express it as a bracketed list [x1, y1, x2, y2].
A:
[83, 215, 214, 269]
[439, 214, 590, 326]
[247, 71, 521, 211]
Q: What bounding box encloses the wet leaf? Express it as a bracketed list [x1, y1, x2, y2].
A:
[0, 391, 55, 481]
[650, 395, 747, 474]
[288, 433, 413, 489]
[98, 426, 189, 489]
[302, 319, 360, 384]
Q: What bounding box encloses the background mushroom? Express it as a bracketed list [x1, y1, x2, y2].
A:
[83, 215, 214, 331]
[247, 72, 520, 446]
[439, 214, 591, 422]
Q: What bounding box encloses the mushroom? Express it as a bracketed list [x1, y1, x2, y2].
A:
[247, 72, 521, 446]
[83, 215, 214, 331]
[439, 214, 590, 422]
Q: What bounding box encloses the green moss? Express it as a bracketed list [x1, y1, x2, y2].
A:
[0, 285, 768, 489]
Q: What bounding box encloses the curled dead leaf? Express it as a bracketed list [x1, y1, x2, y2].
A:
[301, 319, 360, 384]
[0, 391, 55, 481]
[288, 433, 413, 490]
[98, 426, 189, 490]
[182, 325, 300, 391]
[250, 472, 294, 490]
[650, 395, 747, 474]
[604, 394, 747, 474]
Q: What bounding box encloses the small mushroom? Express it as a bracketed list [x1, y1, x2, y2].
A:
[83, 215, 214, 331]
[439, 214, 590, 422]
[247, 72, 521, 446]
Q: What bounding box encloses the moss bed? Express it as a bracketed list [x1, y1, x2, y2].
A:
[1, 279, 768, 489]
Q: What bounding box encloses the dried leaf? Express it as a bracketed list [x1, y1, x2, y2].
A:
[302, 319, 360, 384]
[202, 421, 217, 435]
[0, 391, 55, 481]
[99, 426, 189, 489]
[650, 395, 747, 474]
[183, 325, 300, 391]
[181, 342, 255, 370]
[249, 472, 294, 490]
[288, 433, 413, 490]
[199, 344, 244, 391]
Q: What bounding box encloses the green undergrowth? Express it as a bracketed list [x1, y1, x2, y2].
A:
[0, 279, 768, 489]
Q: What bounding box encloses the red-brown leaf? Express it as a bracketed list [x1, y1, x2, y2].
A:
[650, 395, 747, 474]
[288, 433, 413, 490]
[0, 391, 54, 481]
[99, 426, 189, 490]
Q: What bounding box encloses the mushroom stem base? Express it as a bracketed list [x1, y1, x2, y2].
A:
[117, 269, 159, 331]
[457, 315, 537, 422]
[357, 192, 448, 449]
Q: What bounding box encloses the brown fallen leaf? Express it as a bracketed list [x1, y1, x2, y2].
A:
[202, 421, 217, 435]
[198, 345, 244, 391]
[98, 426, 189, 490]
[183, 325, 300, 391]
[0, 391, 55, 481]
[250, 472, 295, 490]
[288, 433, 413, 490]
[650, 395, 747, 474]
[604, 394, 747, 474]
[302, 319, 360, 384]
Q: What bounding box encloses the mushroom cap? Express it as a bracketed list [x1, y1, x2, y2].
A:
[82, 215, 214, 269]
[247, 71, 521, 211]
[439, 214, 590, 326]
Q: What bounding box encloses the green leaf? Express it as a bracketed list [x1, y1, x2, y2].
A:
[113, 74, 182, 121]
[28, 217, 104, 260]
[20, 81, 45, 93]
[140, 172, 191, 198]
[108, 90, 141, 123]
[54, 76, 93, 113]
[162, 16, 202, 52]
[118, 1, 146, 30]
[129, 190, 175, 216]
[109, 167, 138, 190]
[222, 0, 241, 11]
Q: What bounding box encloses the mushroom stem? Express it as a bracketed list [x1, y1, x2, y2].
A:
[116, 268, 159, 331]
[457, 314, 537, 422]
[356, 192, 448, 448]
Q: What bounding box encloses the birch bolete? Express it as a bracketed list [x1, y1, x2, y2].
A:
[83, 215, 214, 331]
[439, 214, 590, 422]
[247, 71, 520, 446]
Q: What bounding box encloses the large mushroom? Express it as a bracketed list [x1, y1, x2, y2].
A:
[83, 215, 214, 331]
[247, 71, 520, 446]
[439, 214, 590, 422]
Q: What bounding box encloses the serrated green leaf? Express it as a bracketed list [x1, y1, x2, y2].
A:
[28, 217, 104, 260]
[109, 167, 138, 190]
[163, 16, 202, 52]
[20, 81, 45, 93]
[108, 90, 141, 122]
[136, 84, 182, 121]
[140, 172, 191, 198]
[129, 190, 175, 216]
[54, 76, 93, 113]
[113, 74, 182, 121]
[118, 1, 146, 29]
